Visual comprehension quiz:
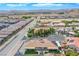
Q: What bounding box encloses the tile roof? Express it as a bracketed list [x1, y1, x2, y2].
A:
[25, 39, 58, 49]
[66, 37, 79, 48]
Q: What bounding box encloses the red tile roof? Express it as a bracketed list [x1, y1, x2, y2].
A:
[66, 37, 79, 48]
[25, 39, 58, 49]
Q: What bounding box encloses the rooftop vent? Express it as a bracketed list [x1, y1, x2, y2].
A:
[40, 39, 44, 43]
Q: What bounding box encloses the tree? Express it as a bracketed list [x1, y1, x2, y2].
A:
[22, 16, 31, 19]
[49, 27, 55, 34]
[71, 20, 77, 31]
[71, 20, 79, 32]
[27, 28, 55, 38]
[62, 20, 71, 33]
[71, 20, 79, 23]
[65, 49, 78, 56]
[58, 12, 64, 14]
[27, 33, 32, 38]
[75, 32, 79, 37]
[72, 25, 75, 31]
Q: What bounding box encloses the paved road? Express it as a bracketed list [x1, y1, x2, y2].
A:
[0, 19, 36, 56]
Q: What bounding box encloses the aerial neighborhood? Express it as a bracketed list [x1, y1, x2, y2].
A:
[0, 3, 79, 56]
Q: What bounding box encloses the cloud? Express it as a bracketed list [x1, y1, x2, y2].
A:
[32, 3, 63, 7]
[0, 0, 78, 3]
[6, 4, 26, 7]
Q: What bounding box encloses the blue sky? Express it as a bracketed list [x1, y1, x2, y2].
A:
[0, 3, 79, 10]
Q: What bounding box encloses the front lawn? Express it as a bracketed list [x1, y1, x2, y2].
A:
[49, 49, 61, 54]
[25, 49, 38, 55]
[65, 49, 78, 56]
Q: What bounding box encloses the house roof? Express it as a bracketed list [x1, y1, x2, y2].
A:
[68, 32, 75, 35]
[0, 31, 12, 35]
[47, 35, 65, 42]
[66, 37, 79, 48]
[0, 34, 8, 38]
[25, 39, 58, 49]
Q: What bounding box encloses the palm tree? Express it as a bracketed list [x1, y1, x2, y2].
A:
[72, 25, 75, 31]
[62, 20, 70, 33]
[49, 27, 55, 34]
[71, 20, 77, 31]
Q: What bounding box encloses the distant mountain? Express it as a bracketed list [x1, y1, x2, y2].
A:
[0, 9, 79, 15]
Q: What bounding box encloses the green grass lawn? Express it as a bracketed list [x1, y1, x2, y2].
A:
[25, 49, 38, 55]
[65, 49, 78, 56]
[49, 49, 61, 54]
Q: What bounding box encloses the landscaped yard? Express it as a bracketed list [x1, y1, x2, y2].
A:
[25, 49, 38, 55]
[49, 49, 61, 54]
[65, 49, 78, 56]
[27, 27, 55, 38]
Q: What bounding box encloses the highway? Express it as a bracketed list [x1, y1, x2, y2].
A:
[0, 19, 36, 56]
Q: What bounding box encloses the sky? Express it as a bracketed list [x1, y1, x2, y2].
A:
[0, 0, 78, 3]
[0, 3, 79, 10]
